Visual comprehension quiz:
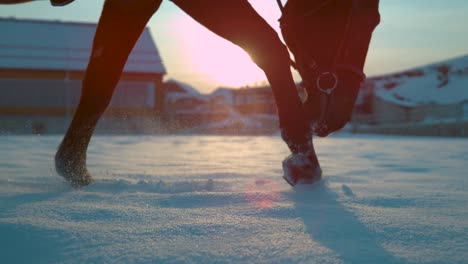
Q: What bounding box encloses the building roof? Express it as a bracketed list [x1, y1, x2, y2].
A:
[0, 18, 166, 74]
[165, 79, 201, 95]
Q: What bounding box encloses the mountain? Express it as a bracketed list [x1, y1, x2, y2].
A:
[368, 55, 468, 107]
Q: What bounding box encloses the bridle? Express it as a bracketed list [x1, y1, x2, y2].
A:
[275, 0, 365, 136]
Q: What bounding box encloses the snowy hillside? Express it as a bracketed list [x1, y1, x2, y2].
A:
[370, 55, 468, 107]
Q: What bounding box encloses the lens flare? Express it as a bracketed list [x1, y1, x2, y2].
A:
[244, 178, 282, 209]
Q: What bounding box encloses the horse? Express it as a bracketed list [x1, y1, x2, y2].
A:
[2, 0, 379, 187]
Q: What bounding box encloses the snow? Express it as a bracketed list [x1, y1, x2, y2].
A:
[183, 114, 259, 134]
[209, 87, 235, 105]
[376, 74, 468, 107]
[165, 79, 201, 95]
[165, 92, 208, 104]
[373, 55, 468, 107]
[0, 135, 467, 263]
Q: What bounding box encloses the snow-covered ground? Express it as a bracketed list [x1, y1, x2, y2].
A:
[0, 134, 466, 263]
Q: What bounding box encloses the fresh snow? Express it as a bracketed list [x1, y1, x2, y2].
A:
[0, 135, 467, 263]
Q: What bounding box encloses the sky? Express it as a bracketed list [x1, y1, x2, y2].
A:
[1, 0, 468, 93]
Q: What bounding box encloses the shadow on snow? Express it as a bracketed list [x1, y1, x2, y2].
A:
[288, 182, 403, 264]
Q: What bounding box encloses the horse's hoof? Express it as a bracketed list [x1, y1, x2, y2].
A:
[55, 151, 92, 188]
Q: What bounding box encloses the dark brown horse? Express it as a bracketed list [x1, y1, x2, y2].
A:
[2, 0, 379, 187]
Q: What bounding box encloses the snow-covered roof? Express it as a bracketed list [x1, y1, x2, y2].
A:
[209, 87, 235, 105]
[0, 18, 166, 74]
[371, 55, 468, 107]
[165, 79, 200, 95]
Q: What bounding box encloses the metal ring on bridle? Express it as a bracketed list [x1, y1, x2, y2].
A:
[316, 72, 338, 95]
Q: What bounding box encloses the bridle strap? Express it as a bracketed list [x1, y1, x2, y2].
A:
[276, 0, 284, 12]
[277, 0, 366, 136]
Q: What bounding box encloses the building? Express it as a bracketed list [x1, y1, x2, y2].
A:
[163, 79, 208, 115]
[232, 86, 277, 115]
[0, 18, 166, 134]
[161, 81, 232, 132]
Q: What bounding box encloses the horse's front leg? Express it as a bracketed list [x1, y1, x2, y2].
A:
[55, 0, 162, 187]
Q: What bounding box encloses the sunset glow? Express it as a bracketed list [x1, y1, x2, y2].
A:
[244, 179, 282, 209]
[170, 15, 267, 88]
[190, 44, 267, 88]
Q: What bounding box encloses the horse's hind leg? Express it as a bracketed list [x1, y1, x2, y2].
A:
[55, 0, 162, 187]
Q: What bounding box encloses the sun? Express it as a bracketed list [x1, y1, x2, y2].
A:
[192, 43, 267, 88]
[172, 16, 268, 88]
